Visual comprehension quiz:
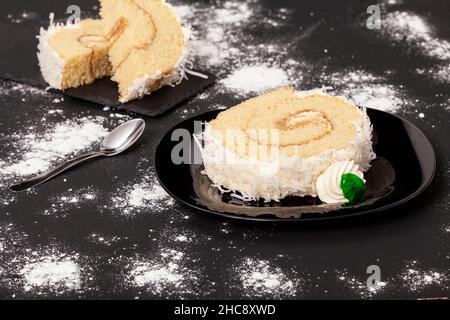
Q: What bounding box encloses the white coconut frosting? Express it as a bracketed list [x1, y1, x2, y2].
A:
[195, 91, 376, 202]
[37, 13, 72, 89]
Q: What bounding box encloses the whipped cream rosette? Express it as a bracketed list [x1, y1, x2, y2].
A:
[316, 160, 366, 204]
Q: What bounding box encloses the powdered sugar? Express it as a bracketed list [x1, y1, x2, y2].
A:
[321, 69, 413, 113]
[5, 11, 39, 24]
[416, 65, 450, 84]
[111, 174, 175, 216]
[21, 255, 81, 292]
[0, 0, 449, 300]
[174, 2, 425, 116]
[400, 261, 449, 292]
[1, 117, 108, 177]
[236, 258, 298, 298]
[337, 270, 388, 298]
[174, 235, 191, 243]
[215, 1, 253, 25]
[128, 248, 199, 297]
[337, 261, 449, 298]
[42, 187, 99, 217]
[0, 82, 132, 182]
[339, 84, 404, 113]
[382, 11, 450, 60]
[87, 233, 122, 247]
[0, 82, 49, 97]
[0, 222, 91, 297]
[174, 0, 294, 72]
[132, 262, 183, 289]
[220, 64, 290, 94]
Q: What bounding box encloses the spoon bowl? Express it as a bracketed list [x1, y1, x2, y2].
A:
[100, 119, 146, 156]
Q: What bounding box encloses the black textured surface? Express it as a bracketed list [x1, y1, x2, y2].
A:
[0, 0, 449, 300]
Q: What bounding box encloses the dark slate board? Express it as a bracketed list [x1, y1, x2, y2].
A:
[0, 22, 215, 116]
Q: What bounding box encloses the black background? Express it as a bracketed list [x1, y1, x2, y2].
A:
[0, 0, 449, 299]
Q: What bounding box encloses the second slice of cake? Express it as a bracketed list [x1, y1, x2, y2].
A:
[38, 0, 191, 103]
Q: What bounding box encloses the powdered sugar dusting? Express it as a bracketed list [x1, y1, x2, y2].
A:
[174, 235, 192, 243]
[400, 261, 449, 292]
[42, 186, 99, 217]
[128, 249, 199, 297]
[0, 82, 49, 97]
[5, 11, 39, 24]
[337, 270, 388, 298]
[174, 0, 295, 73]
[0, 222, 93, 297]
[382, 11, 450, 60]
[21, 255, 81, 293]
[215, 1, 253, 25]
[1, 117, 108, 177]
[416, 65, 450, 84]
[87, 233, 122, 247]
[321, 69, 413, 113]
[220, 64, 290, 94]
[0, 82, 132, 184]
[237, 258, 298, 298]
[111, 174, 175, 216]
[0, 0, 449, 300]
[337, 261, 450, 298]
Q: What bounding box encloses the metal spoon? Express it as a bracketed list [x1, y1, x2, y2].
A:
[10, 119, 145, 192]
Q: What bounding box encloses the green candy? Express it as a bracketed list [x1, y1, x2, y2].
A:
[340, 173, 366, 204]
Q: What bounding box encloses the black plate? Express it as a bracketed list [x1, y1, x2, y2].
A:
[154, 109, 436, 222]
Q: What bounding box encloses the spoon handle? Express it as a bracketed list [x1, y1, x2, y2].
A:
[9, 152, 105, 192]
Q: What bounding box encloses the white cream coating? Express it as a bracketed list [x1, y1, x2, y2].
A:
[196, 91, 376, 202]
[37, 13, 74, 89]
[316, 160, 365, 204]
[119, 1, 199, 103]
